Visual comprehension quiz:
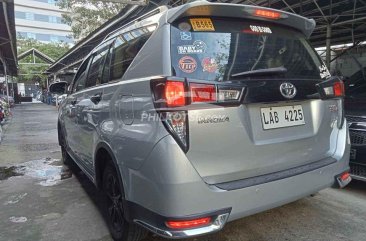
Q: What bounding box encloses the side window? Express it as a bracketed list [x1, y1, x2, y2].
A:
[109, 27, 154, 82]
[101, 43, 113, 84]
[86, 43, 110, 88]
[73, 57, 91, 93]
[110, 37, 127, 81]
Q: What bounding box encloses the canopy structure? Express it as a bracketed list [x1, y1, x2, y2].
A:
[18, 48, 55, 64]
[46, 0, 366, 76]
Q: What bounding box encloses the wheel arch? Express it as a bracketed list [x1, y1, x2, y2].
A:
[94, 142, 124, 192]
[94, 142, 133, 221]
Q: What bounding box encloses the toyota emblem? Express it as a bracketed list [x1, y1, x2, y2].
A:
[280, 82, 297, 99]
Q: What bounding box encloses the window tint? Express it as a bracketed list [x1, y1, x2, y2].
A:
[110, 26, 155, 82]
[73, 57, 91, 93]
[171, 19, 323, 81]
[86, 44, 110, 88]
[101, 45, 113, 84]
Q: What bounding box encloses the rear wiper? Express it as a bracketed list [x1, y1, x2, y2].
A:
[231, 67, 287, 78]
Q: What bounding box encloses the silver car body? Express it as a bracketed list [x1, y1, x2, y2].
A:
[57, 1, 350, 238]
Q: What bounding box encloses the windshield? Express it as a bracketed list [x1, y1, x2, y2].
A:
[171, 18, 327, 82]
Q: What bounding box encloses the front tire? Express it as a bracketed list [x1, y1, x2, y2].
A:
[103, 164, 147, 241]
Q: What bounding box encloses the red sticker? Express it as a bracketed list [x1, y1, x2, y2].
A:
[179, 56, 197, 73]
[201, 57, 218, 73]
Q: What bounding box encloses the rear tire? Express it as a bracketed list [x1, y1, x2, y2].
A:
[61, 145, 72, 165]
[59, 129, 72, 165]
[102, 164, 147, 241]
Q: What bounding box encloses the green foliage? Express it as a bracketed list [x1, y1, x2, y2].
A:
[57, 0, 125, 39]
[17, 37, 70, 85]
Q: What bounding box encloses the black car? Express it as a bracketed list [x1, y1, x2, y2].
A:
[345, 69, 366, 181]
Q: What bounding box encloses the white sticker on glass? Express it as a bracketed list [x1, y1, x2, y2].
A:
[177, 40, 207, 54]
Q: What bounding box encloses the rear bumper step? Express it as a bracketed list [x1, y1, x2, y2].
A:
[214, 157, 336, 190]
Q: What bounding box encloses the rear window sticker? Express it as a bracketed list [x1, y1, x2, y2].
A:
[202, 57, 218, 73]
[178, 22, 191, 32]
[249, 25, 272, 33]
[177, 40, 207, 54]
[319, 64, 331, 79]
[190, 18, 215, 31]
[179, 56, 197, 73]
[180, 32, 192, 41]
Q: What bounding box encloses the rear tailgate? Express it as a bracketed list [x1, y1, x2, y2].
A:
[187, 99, 339, 184]
[170, 15, 340, 184]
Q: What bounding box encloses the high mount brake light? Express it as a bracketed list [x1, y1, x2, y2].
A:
[254, 9, 281, 19]
[166, 217, 212, 229]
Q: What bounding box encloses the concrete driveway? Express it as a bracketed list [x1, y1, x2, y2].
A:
[0, 103, 365, 241]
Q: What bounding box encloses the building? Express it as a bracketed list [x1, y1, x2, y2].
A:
[14, 0, 73, 44]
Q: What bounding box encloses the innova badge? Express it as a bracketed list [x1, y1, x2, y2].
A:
[280, 82, 297, 99]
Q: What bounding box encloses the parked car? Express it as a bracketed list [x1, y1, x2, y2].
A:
[50, 2, 351, 241]
[345, 69, 366, 181]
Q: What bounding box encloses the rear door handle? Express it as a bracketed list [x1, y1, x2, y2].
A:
[90, 92, 102, 104]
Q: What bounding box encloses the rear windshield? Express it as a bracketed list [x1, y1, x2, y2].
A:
[171, 18, 327, 82]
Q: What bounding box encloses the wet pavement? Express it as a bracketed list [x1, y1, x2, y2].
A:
[1, 103, 366, 241]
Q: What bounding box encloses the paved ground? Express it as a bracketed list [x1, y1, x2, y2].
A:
[0, 103, 366, 241]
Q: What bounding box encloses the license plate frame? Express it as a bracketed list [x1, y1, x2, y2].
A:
[261, 105, 306, 130]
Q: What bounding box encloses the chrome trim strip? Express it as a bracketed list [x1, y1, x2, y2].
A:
[134, 213, 229, 239]
[350, 174, 366, 182]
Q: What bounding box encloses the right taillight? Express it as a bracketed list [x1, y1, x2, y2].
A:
[316, 76, 345, 129]
[333, 81, 345, 97]
[316, 77, 345, 99]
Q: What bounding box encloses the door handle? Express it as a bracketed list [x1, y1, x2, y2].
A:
[90, 92, 102, 104]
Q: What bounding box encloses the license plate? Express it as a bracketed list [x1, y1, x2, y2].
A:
[350, 149, 357, 160]
[261, 105, 305, 130]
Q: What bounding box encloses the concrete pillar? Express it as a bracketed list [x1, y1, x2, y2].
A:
[326, 24, 332, 69]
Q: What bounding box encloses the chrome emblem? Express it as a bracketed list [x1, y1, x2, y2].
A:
[280, 82, 297, 99]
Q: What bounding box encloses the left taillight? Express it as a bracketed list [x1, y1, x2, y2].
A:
[151, 78, 244, 151]
[151, 78, 189, 151]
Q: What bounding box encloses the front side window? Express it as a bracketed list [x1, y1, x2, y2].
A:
[73, 57, 91, 93]
[86, 43, 111, 88]
[171, 18, 324, 82]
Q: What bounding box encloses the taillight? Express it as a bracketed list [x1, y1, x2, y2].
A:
[316, 77, 345, 99]
[253, 9, 281, 19]
[165, 81, 186, 107]
[151, 77, 244, 152]
[190, 83, 216, 103]
[164, 111, 188, 150]
[166, 217, 211, 229]
[333, 82, 345, 97]
[316, 76, 345, 129]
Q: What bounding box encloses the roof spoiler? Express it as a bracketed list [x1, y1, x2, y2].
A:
[167, 1, 316, 38]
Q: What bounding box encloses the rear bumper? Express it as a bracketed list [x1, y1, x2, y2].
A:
[122, 125, 350, 238]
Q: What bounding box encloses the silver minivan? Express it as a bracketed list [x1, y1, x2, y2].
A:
[51, 1, 351, 240]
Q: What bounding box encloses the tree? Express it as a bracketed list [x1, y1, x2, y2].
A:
[17, 37, 70, 86]
[57, 0, 126, 40]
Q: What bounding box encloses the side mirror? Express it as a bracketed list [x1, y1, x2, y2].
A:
[49, 81, 69, 95]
